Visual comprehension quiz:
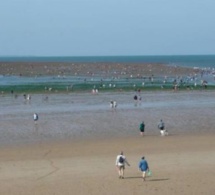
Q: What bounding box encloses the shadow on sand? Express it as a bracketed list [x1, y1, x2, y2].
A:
[125, 176, 169, 182]
[148, 178, 169, 182]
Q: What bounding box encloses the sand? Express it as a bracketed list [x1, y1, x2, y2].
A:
[0, 89, 215, 194]
[0, 61, 199, 77]
[0, 134, 215, 195]
[0, 61, 214, 194]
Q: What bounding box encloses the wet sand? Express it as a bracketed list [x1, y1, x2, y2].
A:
[0, 90, 215, 194]
[0, 61, 199, 77]
[1, 90, 215, 145]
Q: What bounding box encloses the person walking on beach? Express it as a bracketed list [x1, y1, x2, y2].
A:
[110, 100, 117, 110]
[158, 119, 168, 136]
[139, 121, 145, 136]
[158, 119, 165, 130]
[115, 151, 130, 179]
[139, 156, 149, 181]
[33, 113, 39, 124]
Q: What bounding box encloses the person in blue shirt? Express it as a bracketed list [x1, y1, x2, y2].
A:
[139, 156, 149, 181]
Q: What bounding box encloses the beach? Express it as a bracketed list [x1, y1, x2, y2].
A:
[1, 0, 215, 192]
[0, 89, 215, 194]
[0, 134, 215, 195]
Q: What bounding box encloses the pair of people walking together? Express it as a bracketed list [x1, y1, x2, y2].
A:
[115, 151, 150, 181]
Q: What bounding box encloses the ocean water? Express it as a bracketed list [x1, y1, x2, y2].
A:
[1, 55, 215, 89]
[1, 55, 215, 68]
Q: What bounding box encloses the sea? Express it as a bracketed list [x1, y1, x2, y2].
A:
[1, 55, 215, 87]
[1, 55, 215, 69]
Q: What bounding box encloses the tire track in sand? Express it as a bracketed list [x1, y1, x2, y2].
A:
[36, 150, 60, 181]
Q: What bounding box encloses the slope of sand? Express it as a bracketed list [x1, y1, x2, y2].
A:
[0, 90, 215, 194]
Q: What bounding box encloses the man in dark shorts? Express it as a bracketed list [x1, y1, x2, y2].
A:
[139, 121, 145, 136]
[158, 119, 165, 130]
[158, 119, 168, 136]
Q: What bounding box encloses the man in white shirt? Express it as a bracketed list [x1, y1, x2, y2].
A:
[115, 151, 130, 179]
[33, 113, 39, 124]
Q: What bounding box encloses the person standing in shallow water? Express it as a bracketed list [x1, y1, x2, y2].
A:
[158, 119, 168, 136]
[33, 113, 39, 124]
[139, 121, 145, 136]
[158, 119, 165, 130]
[115, 151, 130, 179]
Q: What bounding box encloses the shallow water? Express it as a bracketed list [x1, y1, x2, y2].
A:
[1, 73, 215, 89]
[0, 90, 215, 146]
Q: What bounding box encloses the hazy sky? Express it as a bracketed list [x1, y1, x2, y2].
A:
[0, 0, 214, 56]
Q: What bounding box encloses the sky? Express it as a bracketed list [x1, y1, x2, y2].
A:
[0, 0, 215, 56]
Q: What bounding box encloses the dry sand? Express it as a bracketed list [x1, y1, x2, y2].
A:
[0, 134, 214, 195]
[0, 90, 215, 194]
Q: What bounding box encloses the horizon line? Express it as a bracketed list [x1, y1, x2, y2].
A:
[0, 54, 215, 58]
